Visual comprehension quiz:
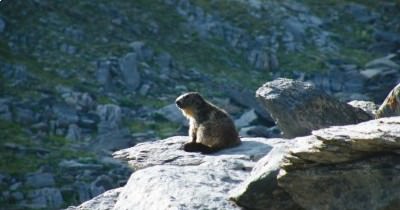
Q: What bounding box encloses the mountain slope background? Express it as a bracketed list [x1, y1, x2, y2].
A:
[0, 0, 399, 209]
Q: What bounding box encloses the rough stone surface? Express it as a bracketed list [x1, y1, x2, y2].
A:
[234, 109, 258, 128]
[376, 83, 400, 118]
[26, 187, 64, 209]
[256, 78, 372, 138]
[231, 117, 400, 210]
[111, 136, 286, 210]
[348, 100, 378, 118]
[96, 104, 122, 133]
[25, 173, 55, 188]
[65, 188, 123, 210]
[119, 52, 141, 91]
[156, 103, 187, 126]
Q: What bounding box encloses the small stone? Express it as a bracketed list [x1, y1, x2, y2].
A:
[96, 104, 122, 133]
[27, 188, 64, 209]
[235, 109, 258, 128]
[0, 17, 5, 33]
[119, 53, 141, 91]
[65, 124, 81, 141]
[25, 173, 55, 188]
[156, 103, 187, 126]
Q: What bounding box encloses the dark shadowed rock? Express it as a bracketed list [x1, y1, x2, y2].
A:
[231, 117, 400, 210]
[376, 83, 400, 118]
[65, 188, 123, 210]
[65, 124, 82, 141]
[25, 173, 55, 188]
[348, 100, 378, 118]
[256, 78, 371, 138]
[224, 85, 274, 124]
[96, 104, 122, 134]
[0, 17, 5, 33]
[119, 53, 141, 91]
[26, 188, 64, 209]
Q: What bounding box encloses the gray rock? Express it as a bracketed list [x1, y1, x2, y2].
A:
[232, 117, 400, 210]
[59, 160, 103, 170]
[234, 109, 258, 128]
[361, 55, 400, 102]
[62, 92, 94, 111]
[0, 17, 5, 33]
[65, 187, 123, 210]
[239, 125, 281, 138]
[230, 139, 304, 210]
[156, 103, 187, 126]
[90, 175, 113, 198]
[60, 43, 77, 55]
[284, 17, 306, 41]
[66, 124, 82, 141]
[0, 101, 12, 121]
[74, 182, 92, 203]
[96, 59, 113, 90]
[224, 85, 274, 124]
[130, 41, 153, 61]
[93, 128, 134, 152]
[15, 107, 35, 125]
[78, 113, 100, 130]
[112, 136, 287, 210]
[25, 173, 55, 188]
[155, 52, 174, 73]
[27, 188, 64, 209]
[345, 3, 378, 23]
[348, 100, 378, 118]
[376, 83, 400, 118]
[11, 191, 24, 201]
[96, 104, 122, 133]
[52, 103, 79, 127]
[256, 78, 371, 138]
[119, 53, 141, 91]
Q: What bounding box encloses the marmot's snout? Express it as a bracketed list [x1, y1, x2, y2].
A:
[175, 100, 183, 108]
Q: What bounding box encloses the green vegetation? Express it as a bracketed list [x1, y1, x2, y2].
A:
[129, 118, 180, 139]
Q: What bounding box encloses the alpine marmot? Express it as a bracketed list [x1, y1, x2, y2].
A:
[175, 92, 241, 153]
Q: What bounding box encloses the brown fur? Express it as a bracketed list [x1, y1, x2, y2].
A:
[175, 92, 241, 153]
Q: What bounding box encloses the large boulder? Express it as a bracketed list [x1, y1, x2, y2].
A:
[231, 117, 400, 210]
[70, 136, 288, 210]
[67, 117, 400, 210]
[376, 83, 400, 118]
[112, 137, 287, 210]
[256, 78, 371, 138]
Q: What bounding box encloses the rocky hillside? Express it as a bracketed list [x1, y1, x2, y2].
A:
[67, 79, 400, 210]
[0, 0, 399, 209]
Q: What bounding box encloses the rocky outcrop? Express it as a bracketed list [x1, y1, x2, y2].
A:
[376, 83, 400, 118]
[67, 136, 289, 210]
[231, 117, 400, 210]
[67, 117, 400, 210]
[256, 78, 372, 138]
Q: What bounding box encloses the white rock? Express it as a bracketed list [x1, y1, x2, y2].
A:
[112, 136, 287, 210]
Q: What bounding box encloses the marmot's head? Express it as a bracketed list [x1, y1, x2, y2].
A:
[176, 92, 205, 118]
